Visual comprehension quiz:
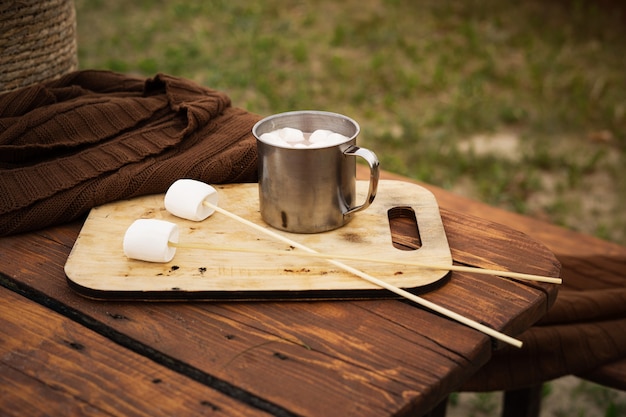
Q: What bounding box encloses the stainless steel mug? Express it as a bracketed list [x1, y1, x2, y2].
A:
[253, 110, 379, 233]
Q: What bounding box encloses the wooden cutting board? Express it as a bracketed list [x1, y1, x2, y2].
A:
[65, 180, 452, 300]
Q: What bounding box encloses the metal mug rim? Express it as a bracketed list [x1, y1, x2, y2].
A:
[252, 110, 361, 149]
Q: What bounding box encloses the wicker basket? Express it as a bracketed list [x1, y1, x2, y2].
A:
[0, 0, 78, 93]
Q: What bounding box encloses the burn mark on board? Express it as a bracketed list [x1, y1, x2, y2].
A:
[284, 268, 311, 273]
[341, 232, 365, 244]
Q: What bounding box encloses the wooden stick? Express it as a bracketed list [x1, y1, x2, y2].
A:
[201, 201, 523, 348]
[171, 242, 561, 284]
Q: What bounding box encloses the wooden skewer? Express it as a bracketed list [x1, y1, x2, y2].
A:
[170, 242, 561, 284]
[201, 201, 524, 348]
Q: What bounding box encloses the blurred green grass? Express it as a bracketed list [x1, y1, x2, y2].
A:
[75, 0, 625, 245]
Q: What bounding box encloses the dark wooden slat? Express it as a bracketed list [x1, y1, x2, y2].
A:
[0, 287, 272, 417]
[0, 223, 488, 416]
[578, 360, 626, 391]
[361, 167, 626, 397]
[1, 366, 109, 417]
[0, 197, 557, 417]
[365, 167, 625, 276]
[387, 211, 558, 342]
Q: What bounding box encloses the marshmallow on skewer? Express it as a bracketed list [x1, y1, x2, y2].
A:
[123, 219, 179, 263]
[164, 179, 219, 221]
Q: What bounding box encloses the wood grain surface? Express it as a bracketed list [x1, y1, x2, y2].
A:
[0, 286, 272, 417]
[0, 175, 561, 416]
[65, 180, 452, 299]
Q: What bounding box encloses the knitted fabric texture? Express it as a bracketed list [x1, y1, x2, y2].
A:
[460, 252, 626, 391]
[0, 70, 260, 236]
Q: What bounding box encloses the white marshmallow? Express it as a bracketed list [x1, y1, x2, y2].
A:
[277, 127, 305, 143]
[260, 132, 289, 147]
[309, 129, 333, 143]
[123, 219, 178, 263]
[326, 132, 349, 146]
[164, 179, 219, 221]
[260, 127, 349, 148]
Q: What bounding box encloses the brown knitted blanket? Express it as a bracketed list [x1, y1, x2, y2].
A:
[0, 70, 260, 236]
[461, 251, 626, 391]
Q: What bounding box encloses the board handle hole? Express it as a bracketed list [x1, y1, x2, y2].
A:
[387, 206, 422, 251]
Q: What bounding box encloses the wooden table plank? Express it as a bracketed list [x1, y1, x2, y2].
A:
[362, 166, 625, 285]
[359, 166, 626, 398]
[0, 190, 558, 417]
[0, 286, 272, 417]
[0, 232, 487, 416]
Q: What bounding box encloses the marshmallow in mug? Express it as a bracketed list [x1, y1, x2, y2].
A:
[259, 127, 349, 149]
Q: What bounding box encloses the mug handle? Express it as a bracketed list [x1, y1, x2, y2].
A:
[343, 145, 380, 216]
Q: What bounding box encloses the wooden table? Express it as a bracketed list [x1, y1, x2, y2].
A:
[0, 175, 560, 416]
